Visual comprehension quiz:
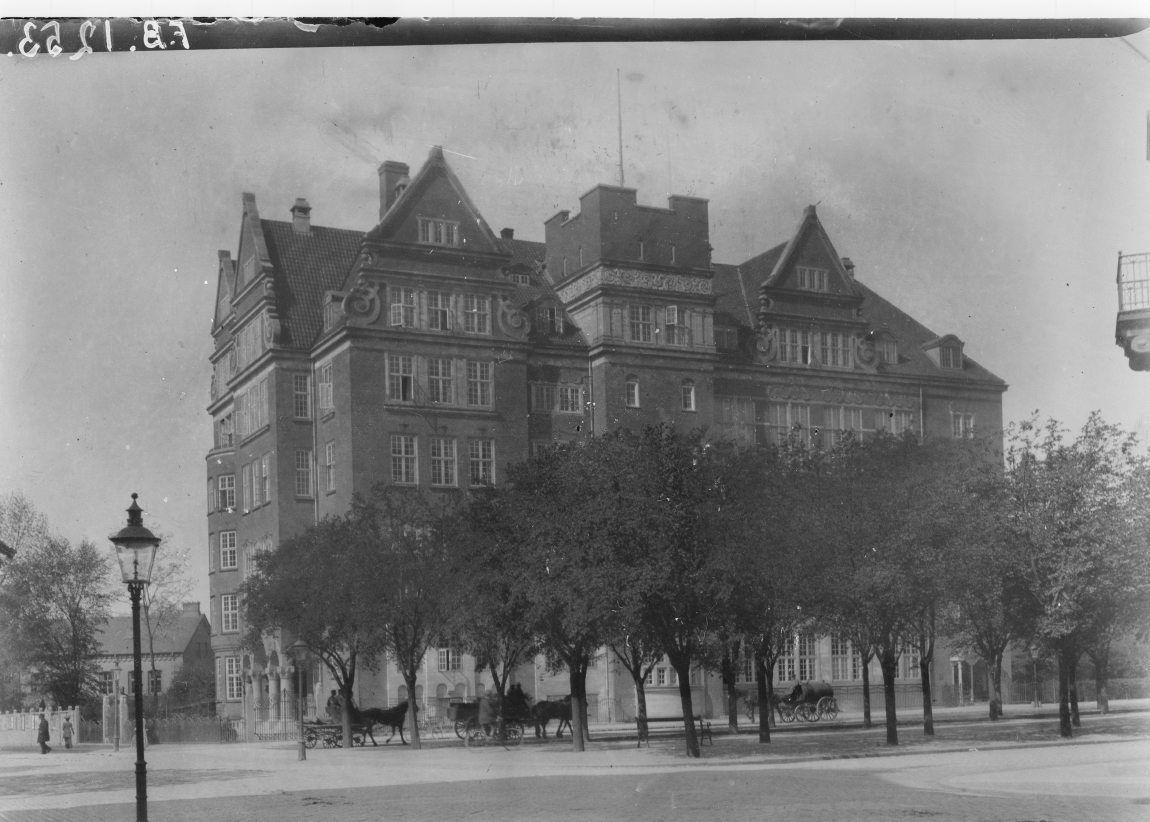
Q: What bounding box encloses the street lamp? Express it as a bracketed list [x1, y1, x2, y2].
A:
[287, 639, 309, 761]
[110, 493, 160, 822]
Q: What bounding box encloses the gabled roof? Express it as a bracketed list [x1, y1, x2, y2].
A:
[760, 205, 855, 291]
[259, 220, 362, 349]
[95, 606, 209, 658]
[365, 146, 503, 253]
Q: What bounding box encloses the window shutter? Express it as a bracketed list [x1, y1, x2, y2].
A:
[666, 305, 678, 326]
[216, 656, 223, 702]
[208, 533, 217, 573]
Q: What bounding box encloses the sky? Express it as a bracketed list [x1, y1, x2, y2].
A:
[2, 23, 1150, 607]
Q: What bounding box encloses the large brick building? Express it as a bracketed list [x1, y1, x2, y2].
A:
[206, 146, 1006, 725]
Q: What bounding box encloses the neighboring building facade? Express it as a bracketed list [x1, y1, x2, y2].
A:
[206, 146, 1007, 723]
[93, 601, 213, 710]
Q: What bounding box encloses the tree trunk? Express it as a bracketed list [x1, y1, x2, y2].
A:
[568, 666, 586, 752]
[403, 670, 421, 749]
[988, 652, 1004, 721]
[671, 658, 700, 758]
[632, 673, 650, 742]
[340, 681, 354, 751]
[1069, 655, 1080, 727]
[860, 657, 873, 729]
[754, 655, 770, 744]
[721, 645, 739, 732]
[919, 655, 934, 736]
[879, 647, 899, 746]
[1057, 647, 1073, 738]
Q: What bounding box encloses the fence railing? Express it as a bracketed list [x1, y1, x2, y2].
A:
[1118, 251, 1150, 312]
[0, 707, 81, 746]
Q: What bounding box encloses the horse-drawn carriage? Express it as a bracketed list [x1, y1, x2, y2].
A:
[774, 681, 839, 723]
[447, 697, 527, 746]
[302, 702, 412, 748]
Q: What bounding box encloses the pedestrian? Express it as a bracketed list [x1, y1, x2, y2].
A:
[62, 717, 74, 749]
[37, 713, 51, 754]
[326, 689, 342, 724]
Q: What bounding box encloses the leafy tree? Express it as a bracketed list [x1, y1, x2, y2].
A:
[137, 534, 194, 716]
[0, 536, 114, 708]
[168, 656, 216, 715]
[1004, 414, 1150, 737]
[243, 511, 386, 749]
[607, 628, 662, 741]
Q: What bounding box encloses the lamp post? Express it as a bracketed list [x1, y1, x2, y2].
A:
[110, 493, 160, 822]
[287, 640, 308, 761]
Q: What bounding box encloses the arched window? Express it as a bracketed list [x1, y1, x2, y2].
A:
[681, 380, 696, 412]
[625, 376, 640, 408]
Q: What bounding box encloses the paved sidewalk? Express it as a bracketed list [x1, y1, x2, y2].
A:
[1, 701, 1147, 818]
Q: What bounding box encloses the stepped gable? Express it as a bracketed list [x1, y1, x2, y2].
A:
[259, 219, 362, 349]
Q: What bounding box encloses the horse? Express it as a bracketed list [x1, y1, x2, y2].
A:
[532, 695, 572, 739]
[354, 701, 413, 745]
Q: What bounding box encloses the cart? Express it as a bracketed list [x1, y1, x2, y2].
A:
[775, 681, 839, 723]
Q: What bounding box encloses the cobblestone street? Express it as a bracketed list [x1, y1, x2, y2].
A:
[1, 705, 1148, 821]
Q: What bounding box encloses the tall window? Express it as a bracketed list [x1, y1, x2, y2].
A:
[952, 412, 975, 439]
[148, 669, 163, 694]
[877, 338, 899, 364]
[469, 439, 494, 485]
[797, 634, 817, 681]
[819, 331, 852, 368]
[241, 464, 252, 513]
[214, 413, 234, 448]
[466, 361, 493, 407]
[387, 354, 414, 402]
[796, 266, 828, 292]
[427, 291, 451, 331]
[940, 345, 962, 369]
[221, 594, 239, 632]
[531, 383, 557, 413]
[295, 449, 314, 497]
[217, 475, 235, 512]
[462, 294, 490, 334]
[418, 217, 459, 247]
[780, 328, 813, 365]
[438, 648, 462, 671]
[219, 531, 237, 570]
[427, 358, 454, 404]
[625, 376, 640, 408]
[258, 454, 270, 505]
[429, 437, 457, 487]
[899, 643, 922, 680]
[390, 286, 417, 327]
[324, 441, 336, 492]
[235, 377, 268, 437]
[100, 671, 115, 695]
[292, 374, 311, 419]
[664, 305, 691, 346]
[628, 305, 653, 342]
[391, 435, 417, 485]
[558, 385, 581, 414]
[317, 360, 334, 415]
[831, 635, 861, 681]
[681, 380, 696, 412]
[224, 656, 242, 700]
[536, 306, 563, 334]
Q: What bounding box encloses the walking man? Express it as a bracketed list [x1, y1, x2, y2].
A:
[37, 713, 51, 754]
[62, 717, 74, 749]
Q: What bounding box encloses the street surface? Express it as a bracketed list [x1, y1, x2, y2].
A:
[2, 704, 1148, 821]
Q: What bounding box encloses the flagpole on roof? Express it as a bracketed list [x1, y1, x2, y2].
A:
[617, 68, 625, 187]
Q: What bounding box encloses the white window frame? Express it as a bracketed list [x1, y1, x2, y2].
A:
[796, 266, 828, 292]
[324, 441, 336, 492]
[952, 412, 975, 439]
[437, 648, 462, 672]
[558, 385, 581, 414]
[219, 530, 238, 570]
[532, 383, 557, 413]
[628, 304, 653, 342]
[681, 380, 696, 412]
[391, 435, 418, 485]
[224, 656, 243, 701]
[387, 354, 415, 403]
[217, 475, 235, 512]
[317, 360, 334, 415]
[221, 594, 239, 633]
[418, 217, 460, 247]
[625, 377, 640, 408]
[259, 454, 270, 505]
[466, 361, 493, 407]
[427, 357, 454, 404]
[468, 439, 494, 486]
[295, 449, 314, 497]
[292, 373, 311, 419]
[427, 290, 451, 331]
[390, 286, 417, 327]
[429, 437, 457, 487]
[241, 464, 252, 514]
[462, 294, 491, 335]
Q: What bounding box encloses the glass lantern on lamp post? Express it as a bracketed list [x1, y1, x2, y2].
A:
[109, 493, 160, 822]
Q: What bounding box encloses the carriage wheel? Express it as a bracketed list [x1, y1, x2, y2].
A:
[352, 732, 365, 747]
[778, 705, 796, 723]
[304, 731, 318, 749]
[454, 719, 470, 740]
[799, 703, 819, 723]
[464, 719, 486, 747]
[503, 721, 524, 746]
[817, 696, 839, 720]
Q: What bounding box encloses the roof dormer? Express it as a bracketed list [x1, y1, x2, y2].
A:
[922, 334, 965, 370]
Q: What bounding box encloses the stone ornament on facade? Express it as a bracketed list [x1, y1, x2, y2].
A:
[855, 334, 878, 371]
[342, 278, 382, 325]
[496, 296, 530, 339]
[557, 266, 712, 303]
[754, 325, 779, 363]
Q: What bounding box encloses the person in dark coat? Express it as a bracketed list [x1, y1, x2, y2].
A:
[37, 714, 51, 754]
[62, 717, 74, 749]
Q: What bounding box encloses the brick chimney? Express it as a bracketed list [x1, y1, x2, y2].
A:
[841, 257, 855, 278]
[290, 198, 311, 235]
[378, 160, 411, 220]
[500, 228, 514, 240]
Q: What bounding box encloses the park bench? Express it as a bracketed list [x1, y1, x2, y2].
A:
[636, 714, 713, 747]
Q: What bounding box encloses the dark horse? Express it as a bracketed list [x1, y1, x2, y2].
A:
[532, 696, 572, 739]
[353, 701, 413, 745]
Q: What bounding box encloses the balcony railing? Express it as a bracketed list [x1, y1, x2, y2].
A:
[1118, 251, 1150, 313]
